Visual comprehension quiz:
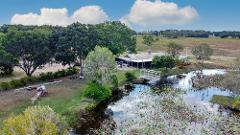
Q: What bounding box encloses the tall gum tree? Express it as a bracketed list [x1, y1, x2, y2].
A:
[96, 21, 136, 55]
[55, 23, 98, 76]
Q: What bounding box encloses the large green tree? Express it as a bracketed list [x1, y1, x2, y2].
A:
[4, 28, 54, 76]
[167, 42, 184, 57]
[96, 21, 136, 55]
[0, 33, 14, 76]
[84, 46, 116, 84]
[55, 23, 97, 76]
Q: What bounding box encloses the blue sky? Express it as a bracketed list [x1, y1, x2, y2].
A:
[0, 0, 240, 31]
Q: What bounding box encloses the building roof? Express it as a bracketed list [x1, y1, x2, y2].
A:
[118, 52, 165, 63]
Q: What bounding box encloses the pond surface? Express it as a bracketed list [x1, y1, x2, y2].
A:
[103, 69, 237, 134]
[172, 69, 233, 113]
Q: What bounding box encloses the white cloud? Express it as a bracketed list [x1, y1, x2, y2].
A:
[11, 6, 108, 26]
[73, 6, 108, 24]
[121, 0, 198, 27]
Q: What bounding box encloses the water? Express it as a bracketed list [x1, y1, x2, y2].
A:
[104, 69, 237, 134]
[172, 69, 233, 113]
[108, 85, 156, 127]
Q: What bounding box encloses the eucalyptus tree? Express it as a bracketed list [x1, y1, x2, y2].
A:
[55, 23, 98, 76]
[96, 21, 136, 55]
[4, 27, 54, 76]
[0, 33, 14, 75]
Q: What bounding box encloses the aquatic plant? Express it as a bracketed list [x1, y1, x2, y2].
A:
[94, 87, 240, 135]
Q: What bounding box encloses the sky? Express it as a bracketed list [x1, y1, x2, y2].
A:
[0, 0, 240, 31]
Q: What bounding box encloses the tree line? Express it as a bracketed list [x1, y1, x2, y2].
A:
[139, 30, 240, 38]
[0, 21, 136, 77]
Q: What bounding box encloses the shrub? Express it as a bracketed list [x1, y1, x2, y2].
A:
[39, 72, 54, 81]
[54, 70, 65, 78]
[143, 35, 154, 46]
[10, 79, 24, 88]
[111, 74, 119, 89]
[0, 106, 68, 135]
[125, 72, 136, 83]
[86, 102, 98, 111]
[0, 62, 13, 76]
[19, 77, 28, 86]
[0, 82, 11, 91]
[167, 42, 184, 57]
[56, 70, 66, 78]
[0, 68, 78, 91]
[152, 55, 176, 71]
[83, 81, 112, 101]
[25, 76, 39, 83]
[192, 44, 213, 60]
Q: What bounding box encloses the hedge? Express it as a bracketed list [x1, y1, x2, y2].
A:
[0, 68, 79, 91]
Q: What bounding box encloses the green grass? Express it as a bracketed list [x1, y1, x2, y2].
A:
[211, 95, 240, 111]
[0, 69, 136, 126]
[136, 36, 240, 67]
[154, 67, 192, 76]
[136, 36, 240, 51]
[0, 78, 88, 125]
[35, 90, 88, 114]
[115, 69, 140, 85]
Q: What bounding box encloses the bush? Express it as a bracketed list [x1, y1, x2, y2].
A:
[0, 106, 68, 135]
[0, 82, 11, 91]
[19, 77, 28, 86]
[54, 70, 66, 78]
[152, 55, 176, 71]
[25, 76, 39, 83]
[111, 74, 119, 89]
[192, 44, 213, 60]
[10, 79, 24, 88]
[167, 42, 184, 57]
[125, 72, 136, 83]
[0, 68, 78, 91]
[83, 81, 112, 101]
[86, 102, 98, 111]
[0, 62, 13, 76]
[39, 72, 54, 81]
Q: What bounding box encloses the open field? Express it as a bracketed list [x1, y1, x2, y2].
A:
[136, 36, 240, 57]
[136, 36, 240, 67]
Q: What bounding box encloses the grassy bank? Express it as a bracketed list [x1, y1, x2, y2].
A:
[211, 95, 240, 111]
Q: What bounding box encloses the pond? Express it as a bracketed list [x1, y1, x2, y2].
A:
[76, 69, 240, 134]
